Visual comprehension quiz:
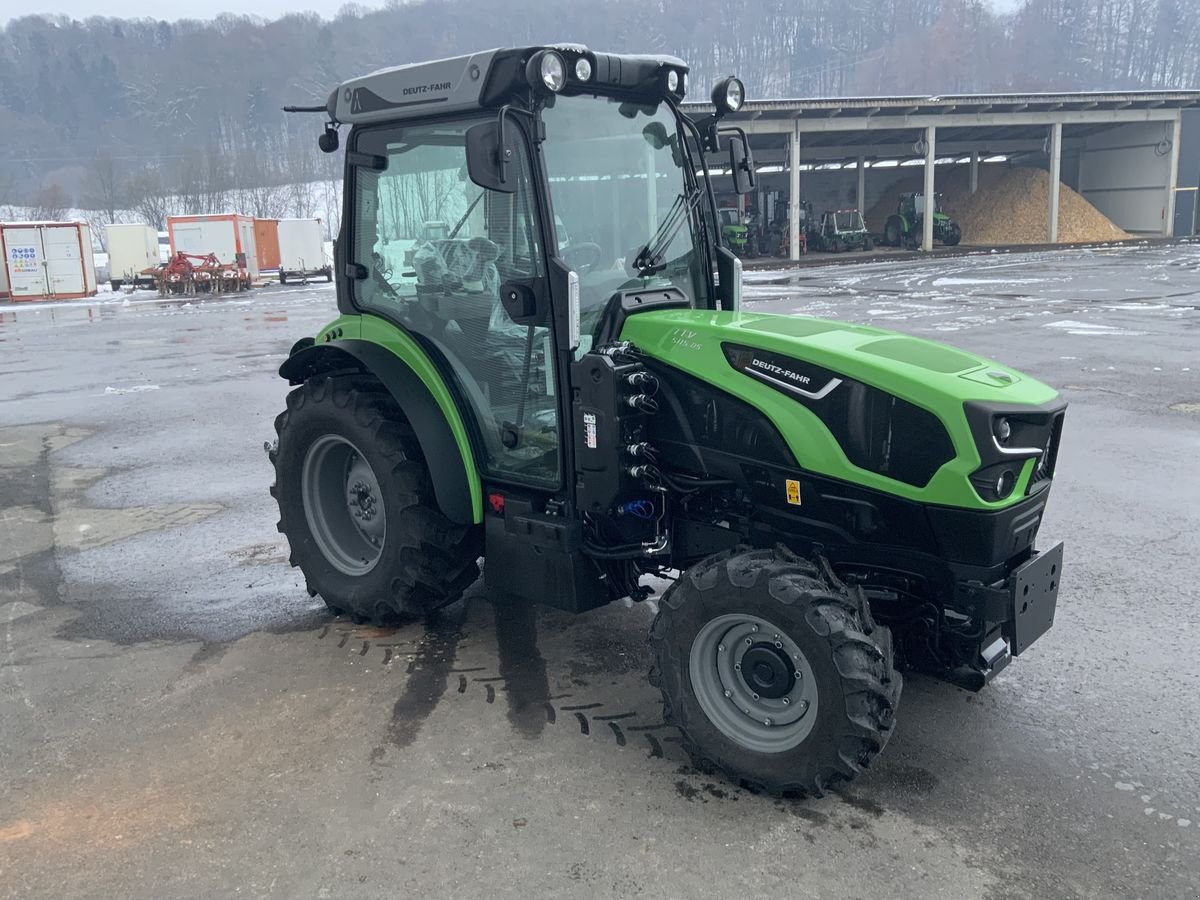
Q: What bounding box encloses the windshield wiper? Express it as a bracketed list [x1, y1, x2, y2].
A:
[632, 186, 703, 276]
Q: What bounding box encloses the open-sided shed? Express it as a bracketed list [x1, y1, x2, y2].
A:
[692, 91, 1200, 257]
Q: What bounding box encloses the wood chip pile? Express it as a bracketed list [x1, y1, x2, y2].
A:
[864, 165, 1131, 245]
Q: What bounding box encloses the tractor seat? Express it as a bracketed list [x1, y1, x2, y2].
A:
[440, 237, 500, 295]
[413, 237, 502, 325]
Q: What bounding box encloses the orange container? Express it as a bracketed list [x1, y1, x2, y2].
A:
[254, 218, 280, 271]
[167, 214, 260, 279]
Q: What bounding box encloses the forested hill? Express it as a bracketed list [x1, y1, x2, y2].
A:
[2, 0, 1198, 208]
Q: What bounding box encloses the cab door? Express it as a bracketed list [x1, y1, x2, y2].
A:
[348, 117, 560, 489]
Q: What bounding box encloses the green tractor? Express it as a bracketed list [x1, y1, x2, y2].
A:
[812, 208, 874, 253]
[718, 208, 758, 258]
[273, 45, 1066, 795]
[885, 191, 962, 248]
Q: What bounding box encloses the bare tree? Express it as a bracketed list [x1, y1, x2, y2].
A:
[33, 184, 71, 221]
[81, 152, 125, 224]
[285, 143, 318, 218]
[243, 180, 292, 218]
[127, 169, 173, 231]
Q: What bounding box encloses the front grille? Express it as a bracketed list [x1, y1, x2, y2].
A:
[1027, 412, 1065, 492]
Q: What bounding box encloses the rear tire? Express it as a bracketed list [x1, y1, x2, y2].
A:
[271, 376, 481, 623]
[649, 547, 900, 796]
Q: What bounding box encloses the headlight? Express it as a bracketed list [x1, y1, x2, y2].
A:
[527, 50, 567, 93]
[969, 461, 1021, 502]
[711, 76, 745, 114]
[574, 57, 592, 82]
[996, 469, 1016, 498]
[667, 70, 679, 92]
[994, 417, 1011, 443]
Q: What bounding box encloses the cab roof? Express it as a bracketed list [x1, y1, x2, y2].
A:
[326, 45, 689, 126]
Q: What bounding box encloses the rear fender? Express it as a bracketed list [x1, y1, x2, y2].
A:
[279, 339, 482, 525]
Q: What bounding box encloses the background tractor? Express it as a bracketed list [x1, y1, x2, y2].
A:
[885, 191, 962, 248]
[273, 45, 1066, 795]
[718, 208, 758, 258]
[812, 208, 874, 253]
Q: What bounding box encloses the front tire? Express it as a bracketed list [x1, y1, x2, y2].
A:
[271, 376, 481, 623]
[884, 216, 903, 247]
[650, 547, 900, 795]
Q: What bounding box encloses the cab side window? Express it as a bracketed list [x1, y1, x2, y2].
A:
[350, 120, 559, 487]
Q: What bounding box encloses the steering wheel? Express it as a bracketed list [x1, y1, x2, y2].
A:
[561, 242, 604, 276]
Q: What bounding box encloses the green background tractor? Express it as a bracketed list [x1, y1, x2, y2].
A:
[272, 46, 1066, 795]
[718, 208, 758, 258]
[885, 191, 963, 247]
[812, 208, 874, 252]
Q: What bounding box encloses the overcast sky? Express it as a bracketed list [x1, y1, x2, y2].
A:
[4, 0, 1022, 26]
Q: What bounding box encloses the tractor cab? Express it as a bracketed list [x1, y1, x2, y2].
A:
[814, 209, 873, 252]
[907, 190, 945, 217]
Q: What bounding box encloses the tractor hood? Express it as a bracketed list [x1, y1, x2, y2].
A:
[618, 309, 1063, 508]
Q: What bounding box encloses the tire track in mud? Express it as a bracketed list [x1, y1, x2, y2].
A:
[315, 611, 674, 761]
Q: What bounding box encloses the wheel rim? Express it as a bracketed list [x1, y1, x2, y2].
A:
[301, 434, 386, 576]
[689, 613, 819, 753]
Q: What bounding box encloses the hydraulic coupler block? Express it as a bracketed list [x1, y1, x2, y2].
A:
[572, 349, 654, 513]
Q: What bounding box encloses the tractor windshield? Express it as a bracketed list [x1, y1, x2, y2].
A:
[540, 94, 712, 347]
[834, 211, 864, 232]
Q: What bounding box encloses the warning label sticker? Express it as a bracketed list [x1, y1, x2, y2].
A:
[583, 412, 597, 449]
[785, 479, 802, 506]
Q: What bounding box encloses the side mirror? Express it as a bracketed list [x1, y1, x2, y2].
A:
[466, 121, 517, 194]
[728, 133, 756, 195]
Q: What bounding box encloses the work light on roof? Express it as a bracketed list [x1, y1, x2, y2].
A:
[534, 50, 567, 92]
[712, 76, 745, 114]
[575, 57, 592, 82]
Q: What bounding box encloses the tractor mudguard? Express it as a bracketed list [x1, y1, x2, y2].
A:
[279, 339, 481, 525]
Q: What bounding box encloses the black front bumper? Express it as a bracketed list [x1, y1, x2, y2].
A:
[954, 541, 1064, 683]
[1007, 541, 1064, 655]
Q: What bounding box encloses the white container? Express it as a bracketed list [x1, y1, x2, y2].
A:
[0, 222, 98, 301]
[105, 223, 161, 289]
[167, 214, 259, 279]
[277, 218, 331, 282]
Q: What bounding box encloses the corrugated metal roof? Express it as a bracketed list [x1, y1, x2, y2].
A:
[684, 89, 1200, 119]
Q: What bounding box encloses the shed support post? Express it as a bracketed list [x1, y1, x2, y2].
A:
[1048, 122, 1062, 243]
[1165, 112, 1182, 237]
[969, 150, 979, 194]
[789, 124, 802, 260]
[922, 126, 936, 252]
[856, 155, 866, 210]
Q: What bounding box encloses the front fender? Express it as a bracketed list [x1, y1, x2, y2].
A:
[279, 338, 481, 525]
